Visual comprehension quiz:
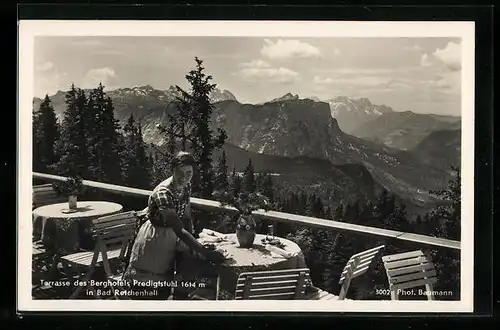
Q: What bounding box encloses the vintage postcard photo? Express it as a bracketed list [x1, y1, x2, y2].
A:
[18, 20, 474, 313]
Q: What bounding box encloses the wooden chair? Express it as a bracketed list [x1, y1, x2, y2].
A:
[189, 245, 385, 301]
[189, 268, 338, 301]
[382, 250, 438, 300]
[337, 245, 385, 300]
[32, 240, 58, 288]
[32, 184, 65, 275]
[60, 211, 138, 299]
[234, 268, 311, 300]
[32, 184, 66, 209]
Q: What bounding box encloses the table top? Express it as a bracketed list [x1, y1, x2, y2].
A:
[32, 201, 123, 219]
[201, 233, 303, 269]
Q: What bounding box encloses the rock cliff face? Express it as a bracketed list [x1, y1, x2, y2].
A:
[33, 86, 460, 213]
[212, 99, 337, 158]
[210, 98, 452, 207]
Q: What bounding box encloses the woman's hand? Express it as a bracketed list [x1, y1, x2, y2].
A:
[204, 249, 226, 264]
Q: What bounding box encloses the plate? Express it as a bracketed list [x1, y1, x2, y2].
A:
[261, 238, 280, 244]
[61, 208, 78, 214]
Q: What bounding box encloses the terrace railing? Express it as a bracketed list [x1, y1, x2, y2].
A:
[31, 172, 460, 251]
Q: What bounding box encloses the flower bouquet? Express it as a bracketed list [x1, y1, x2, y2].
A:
[213, 190, 271, 248]
[52, 175, 86, 210]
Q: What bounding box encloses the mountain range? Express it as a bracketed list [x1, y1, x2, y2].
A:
[33, 85, 462, 218]
[352, 110, 461, 150]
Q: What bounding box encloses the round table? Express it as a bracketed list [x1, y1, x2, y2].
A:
[179, 233, 307, 300]
[32, 201, 123, 255]
[214, 234, 306, 270]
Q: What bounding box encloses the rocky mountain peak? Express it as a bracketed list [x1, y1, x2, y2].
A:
[268, 93, 300, 103]
[136, 84, 154, 91]
[324, 96, 395, 134]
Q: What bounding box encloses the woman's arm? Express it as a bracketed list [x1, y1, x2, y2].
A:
[183, 202, 195, 235]
[159, 208, 206, 256]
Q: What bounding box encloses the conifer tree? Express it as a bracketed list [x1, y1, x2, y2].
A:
[157, 57, 227, 198]
[150, 147, 170, 187]
[122, 114, 152, 189]
[54, 84, 89, 178]
[214, 150, 229, 192]
[135, 122, 152, 187]
[298, 192, 308, 215]
[324, 205, 332, 219]
[230, 166, 242, 196]
[260, 172, 275, 203]
[33, 95, 60, 172]
[359, 200, 375, 226]
[429, 165, 461, 240]
[242, 158, 256, 194]
[334, 202, 344, 221]
[426, 165, 461, 300]
[87, 83, 123, 184]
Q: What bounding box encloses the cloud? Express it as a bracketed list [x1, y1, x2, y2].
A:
[386, 79, 414, 90]
[316, 67, 421, 77]
[240, 60, 271, 69]
[433, 41, 461, 71]
[404, 45, 423, 52]
[420, 53, 433, 67]
[313, 70, 458, 100]
[429, 78, 452, 90]
[314, 75, 389, 88]
[34, 62, 68, 97]
[81, 67, 117, 89]
[314, 76, 335, 85]
[261, 39, 321, 60]
[419, 42, 461, 71]
[235, 60, 300, 84]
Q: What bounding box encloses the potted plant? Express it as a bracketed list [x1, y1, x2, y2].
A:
[52, 175, 85, 210]
[213, 190, 271, 248]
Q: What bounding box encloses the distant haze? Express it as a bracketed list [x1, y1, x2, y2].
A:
[34, 36, 462, 116]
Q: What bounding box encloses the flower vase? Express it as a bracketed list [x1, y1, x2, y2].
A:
[68, 195, 78, 209]
[235, 215, 256, 248]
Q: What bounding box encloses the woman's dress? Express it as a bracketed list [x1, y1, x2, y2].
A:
[122, 179, 192, 294]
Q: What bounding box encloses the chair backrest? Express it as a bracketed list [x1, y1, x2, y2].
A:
[234, 268, 310, 300]
[338, 245, 385, 300]
[90, 211, 138, 279]
[92, 211, 138, 249]
[382, 250, 437, 300]
[32, 184, 66, 208]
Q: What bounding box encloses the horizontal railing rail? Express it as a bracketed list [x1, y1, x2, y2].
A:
[31, 172, 460, 251]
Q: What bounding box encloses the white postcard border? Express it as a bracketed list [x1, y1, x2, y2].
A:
[18, 20, 475, 313]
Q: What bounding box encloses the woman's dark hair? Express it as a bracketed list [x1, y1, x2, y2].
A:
[170, 151, 196, 169]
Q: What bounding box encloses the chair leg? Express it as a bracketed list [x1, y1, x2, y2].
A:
[69, 267, 95, 299]
[48, 254, 60, 279]
[425, 284, 435, 301]
[215, 274, 220, 301]
[338, 277, 351, 300]
[390, 285, 399, 300]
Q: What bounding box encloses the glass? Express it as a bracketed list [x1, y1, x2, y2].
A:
[267, 224, 274, 240]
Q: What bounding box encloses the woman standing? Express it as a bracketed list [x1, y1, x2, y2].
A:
[122, 151, 225, 299]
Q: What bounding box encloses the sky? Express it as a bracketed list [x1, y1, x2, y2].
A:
[34, 36, 462, 116]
